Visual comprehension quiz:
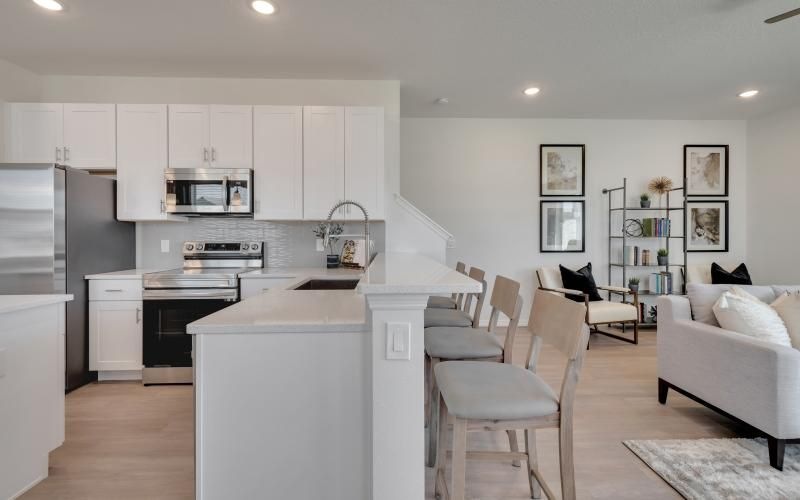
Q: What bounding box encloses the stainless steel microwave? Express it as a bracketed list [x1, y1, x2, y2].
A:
[164, 168, 253, 215]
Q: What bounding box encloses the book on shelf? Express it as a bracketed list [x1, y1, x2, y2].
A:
[640, 218, 671, 237]
[648, 271, 674, 295]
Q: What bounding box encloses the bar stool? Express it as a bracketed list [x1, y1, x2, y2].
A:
[433, 289, 590, 500]
[424, 266, 486, 328]
[425, 275, 522, 467]
[427, 261, 467, 310]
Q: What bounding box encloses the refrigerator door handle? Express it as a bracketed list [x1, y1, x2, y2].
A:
[136, 307, 141, 323]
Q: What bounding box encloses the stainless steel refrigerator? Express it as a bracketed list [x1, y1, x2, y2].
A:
[0, 163, 135, 391]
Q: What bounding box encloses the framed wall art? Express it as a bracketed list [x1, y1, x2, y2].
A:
[540, 200, 585, 252]
[684, 145, 728, 196]
[687, 200, 729, 252]
[540, 144, 585, 196]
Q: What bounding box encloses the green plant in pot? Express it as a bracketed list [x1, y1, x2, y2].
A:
[627, 277, 640, 293]
[640, 193, 651, 208]
[313, 222, 344, 268]
[657, 248, 669, 266]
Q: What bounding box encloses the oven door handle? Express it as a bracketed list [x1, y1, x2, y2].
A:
[222, 175, 229, 212]
[143, 289, 238, 300]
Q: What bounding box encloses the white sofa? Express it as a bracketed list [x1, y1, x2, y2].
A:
[657, 284, 800, 470]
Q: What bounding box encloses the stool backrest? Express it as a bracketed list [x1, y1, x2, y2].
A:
[485, 275, 523, 363]
[526, 289, 590, 408]
[462, 267, 487, 326]
[452, 261, 467, 301]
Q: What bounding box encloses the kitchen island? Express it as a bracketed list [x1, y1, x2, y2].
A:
[0, 294, 73, 500]
[188, 253, 480, 500]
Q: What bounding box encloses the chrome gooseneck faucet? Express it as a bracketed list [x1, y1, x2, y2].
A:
[323, 200, 372, 264]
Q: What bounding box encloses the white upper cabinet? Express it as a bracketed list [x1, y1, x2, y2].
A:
[168, 105, 210, 168]
[253, 106, 303, 220]
[5, 103, 116, 169]
[169, 105, 252, 169]
[62, 104, 116, 169]
[303, 106, 345, 220]
[117, 104, 184, 222]
[345, 107, 385, 220]
[209, 105, 253, 169]
[5, 103, 63, 163]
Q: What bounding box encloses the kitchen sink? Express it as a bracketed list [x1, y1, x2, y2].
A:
[293, 279, 360, 290]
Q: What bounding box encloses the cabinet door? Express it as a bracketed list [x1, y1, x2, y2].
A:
[303, 106, 345, 220]
[210, 105, 252, 169]
[63, 103, 116, 169]
[117, 104, 177, 221]
[6, 103, 63, 163]
[253, 106, 303, 220]
[89, 300, 143, 371]
[345, 107, 385, 220]
[168, 104, 210, 168]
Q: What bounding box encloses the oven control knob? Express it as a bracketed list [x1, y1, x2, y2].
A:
[242, 243, 249, 250]
[251, 243, 259, 251]
[185, 243, 194, 251]
[196, 244, 203, 251]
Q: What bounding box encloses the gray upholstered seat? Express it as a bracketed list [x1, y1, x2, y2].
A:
[424, 308, 473, 328]
[427, 296, 458, 309]
[424, 327, 503, 359]
[434, 361, 559, 420]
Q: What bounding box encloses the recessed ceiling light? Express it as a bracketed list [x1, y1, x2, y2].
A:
[435, 97, 449, 104]
[738, 89, 759, 98]
[32, 0, 63, 11]
[251, 0, 276, 15]
[523, 87, 541, 96]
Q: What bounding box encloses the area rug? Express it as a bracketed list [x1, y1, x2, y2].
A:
[623, 438, 800, 499]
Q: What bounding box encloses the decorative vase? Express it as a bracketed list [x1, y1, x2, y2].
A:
[326, 254, 340, 269]
[629, 284, 639, 293]
[657, 255, 668, 266]
[640, 199, 651, 208]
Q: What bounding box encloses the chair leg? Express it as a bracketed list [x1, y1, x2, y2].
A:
[525, 429, 542, 499]
[507, 430, 521, 467]
[434, 398, 450, 499]
[768, 436, 785, 471]
[558, 423, 577, 500]
[451, 418, 468, 500]
[427, 357, 441, 468]
[658, 378, 669, 404]
[633, 321, 639, 345]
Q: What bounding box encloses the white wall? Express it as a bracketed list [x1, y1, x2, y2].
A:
[747, 105, 800, 284]
[401, 118, 747, 323]
[0, 59, 42, 159]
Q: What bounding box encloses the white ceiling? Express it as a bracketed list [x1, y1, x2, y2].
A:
[1, 0, 799, 119]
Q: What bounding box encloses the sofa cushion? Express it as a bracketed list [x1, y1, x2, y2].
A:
[712, 289, 791, 347]
[687, 283, 778, 326]
[771, 292, 800, 349]
[711, 262, 752, 285]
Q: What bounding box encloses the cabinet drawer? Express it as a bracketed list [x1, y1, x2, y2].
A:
[240, 277, 298, 299]
[89, 279, 143, 301]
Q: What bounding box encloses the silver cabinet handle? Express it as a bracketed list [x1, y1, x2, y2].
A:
[104, 289, 123, 292]
[203, 148, 209, 162]
[211, 147, 217, 162]
[160, 199, 165, 213]
[135, 307, 141, 324]
[55, 147, 62, 161]
[64, 146, 70, 161]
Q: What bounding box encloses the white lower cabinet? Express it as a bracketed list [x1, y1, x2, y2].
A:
[89, 279, 143, 379]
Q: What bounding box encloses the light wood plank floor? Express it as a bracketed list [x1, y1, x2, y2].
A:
[23, 330, 744, 499]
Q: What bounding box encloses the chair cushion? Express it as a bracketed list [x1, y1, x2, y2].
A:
[559, 263, 603, 302]
[587, 301, 637, 324]
[687, 284, 778, 326]
[424, 327, 503, 359]
[424, 308, 472, 328]
[435, 361, 559, 420]
[427, 296, 457, 309]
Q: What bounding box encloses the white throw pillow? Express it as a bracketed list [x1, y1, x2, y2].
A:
[712, 290, 792, 347]
[771, 292, 800, 349]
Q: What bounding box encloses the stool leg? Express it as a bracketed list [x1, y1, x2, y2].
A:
[507, 430, 521, 467]
[525, 429, 542, 499]
[425, 355, 431, 428]
[559, 422, 576, 500]
[451, 418, 467, 500]
[427, 357, 441, 467]
[434, 398, 449, 499]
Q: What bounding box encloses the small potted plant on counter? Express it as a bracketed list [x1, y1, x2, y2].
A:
[657, 248, 669, 266]
[640, 193, 651, 208]
[627, 277, 640, 293]
[313, 222, 344, 268]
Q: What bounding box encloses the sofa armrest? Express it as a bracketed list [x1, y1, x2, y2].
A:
[656, 295, 692, 323]
[658, 317, 800, 438]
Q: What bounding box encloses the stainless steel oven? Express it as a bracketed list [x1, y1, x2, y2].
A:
[164, 168, 253, 215]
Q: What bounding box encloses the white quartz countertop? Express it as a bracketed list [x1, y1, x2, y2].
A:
[0, 294, 73, 315]
[187, 290, 366, 334]
[357, 253, 482, 295]
[85, 269, 163, 280]
[238, 267, 363, 279]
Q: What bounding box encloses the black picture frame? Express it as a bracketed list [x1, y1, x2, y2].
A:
[684, 145, 729, 197]
[540, 200, 586, 253]
[686, 200, 729, 252]
[540, 144, 585, 197]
